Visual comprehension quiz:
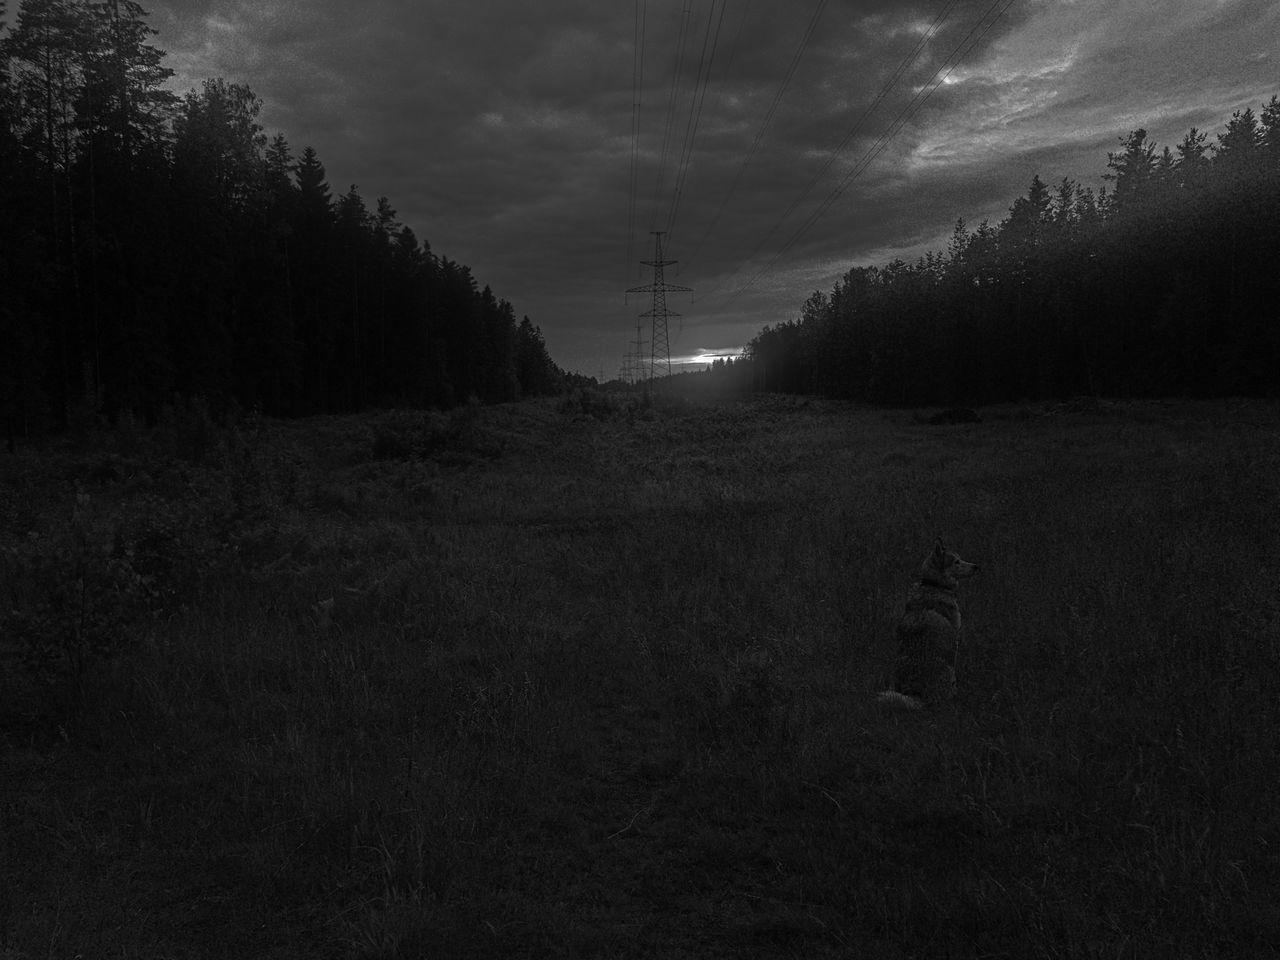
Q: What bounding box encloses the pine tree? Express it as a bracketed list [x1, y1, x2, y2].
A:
[77, 0, 174, 163]
[1105, 128, 1158, 213]
[1153, 146, 1176, 192]
[1003, 174, 1052, 248]
[291, 146, 335, 408]
[1050, 177, 1076, 231]
[294, 145, 332, 244]
[335, 183, 369, 408]
[4, 0, 84, 175]
[1261, 96, 1280, 167]
[516, 317, 562, 396]
[1215, 107, 1263, 175]
[264, 132, 294, 200]
[74, 1, 176, 416]
[1174, 127, 1210, 190]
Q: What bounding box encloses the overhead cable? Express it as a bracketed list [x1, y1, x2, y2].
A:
[717, 0, 1017, 310]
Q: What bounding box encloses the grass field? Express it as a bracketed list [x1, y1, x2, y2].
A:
[3, 394, 1279, 958]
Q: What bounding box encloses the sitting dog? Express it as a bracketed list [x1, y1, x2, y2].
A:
[878, 538, 979, 710]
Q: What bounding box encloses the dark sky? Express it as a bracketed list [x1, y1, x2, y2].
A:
[145, 0, 1279, 376]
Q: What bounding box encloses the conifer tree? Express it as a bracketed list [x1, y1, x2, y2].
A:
[1175, 127, 1210, 190]
[77, 0, 174, 163]
[1105, 128, 1158, 213]
[1215, 107, 1263, 174]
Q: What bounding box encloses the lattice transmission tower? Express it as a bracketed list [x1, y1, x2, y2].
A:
[616, 307, 648, 385]
[626, 231, 691, 386]
[621, 320, 648, 385]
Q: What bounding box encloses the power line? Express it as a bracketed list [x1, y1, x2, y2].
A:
[628, 1, 737, 365]
[665, 0, 730, 238]
[765, 0, 1017, 277]
[717, 0, 1017, 310]
[647, 0, 695, 235]
[662, 1, 732, 358]
[684, 0, 828, 270]
[808, 0, 960, 197]
[625, 0, 648, 285]
[695, 0, 959, 302]
[706, 0, 753, 116]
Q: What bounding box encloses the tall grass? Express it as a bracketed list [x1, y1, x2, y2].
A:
[2, 397, 1277, 958]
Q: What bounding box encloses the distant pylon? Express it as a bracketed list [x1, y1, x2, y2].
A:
[626, 231, 691, 385]
[617, 314, 647, 385]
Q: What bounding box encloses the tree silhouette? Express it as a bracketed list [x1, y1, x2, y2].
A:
[722, 95, 1280, 404]
[0, 0, 567, 434]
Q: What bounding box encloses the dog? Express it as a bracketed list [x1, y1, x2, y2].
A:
[878, 538, 979, 710]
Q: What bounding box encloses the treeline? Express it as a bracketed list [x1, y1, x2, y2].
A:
[729, 97, 1280, 403]
[0, 0, 565, 437]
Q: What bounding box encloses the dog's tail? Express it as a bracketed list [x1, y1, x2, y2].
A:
[876, 690, 925, 710]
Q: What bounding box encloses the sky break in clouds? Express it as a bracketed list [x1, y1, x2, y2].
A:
[145, 0, 1280, 377]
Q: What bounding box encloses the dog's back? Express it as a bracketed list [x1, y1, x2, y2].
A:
[880, 539, 978, 709]
[893, 579, 963, 702]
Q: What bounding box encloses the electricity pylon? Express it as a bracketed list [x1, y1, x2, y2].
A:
[618, 314, 648, 385]
[626, 231, 691, 386]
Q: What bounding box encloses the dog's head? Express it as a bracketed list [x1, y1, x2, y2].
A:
[922, 537, 979, 587]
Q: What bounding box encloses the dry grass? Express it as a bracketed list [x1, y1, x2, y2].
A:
[2, 395, 1279, 958]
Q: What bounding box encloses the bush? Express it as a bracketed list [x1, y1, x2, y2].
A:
[1, 497, 153, 703]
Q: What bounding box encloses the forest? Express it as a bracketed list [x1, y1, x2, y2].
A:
[5, 1, 1278, 442]
[713, 96, 1280, 404]
[0, 0, 567, 439]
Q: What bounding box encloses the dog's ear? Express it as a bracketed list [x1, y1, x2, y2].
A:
[932, 537, 947, 561]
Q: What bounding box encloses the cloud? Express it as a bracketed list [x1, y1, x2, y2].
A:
[143, 0, 1279, 375]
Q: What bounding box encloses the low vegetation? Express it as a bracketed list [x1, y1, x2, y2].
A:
[3, 395, 1279, 958]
